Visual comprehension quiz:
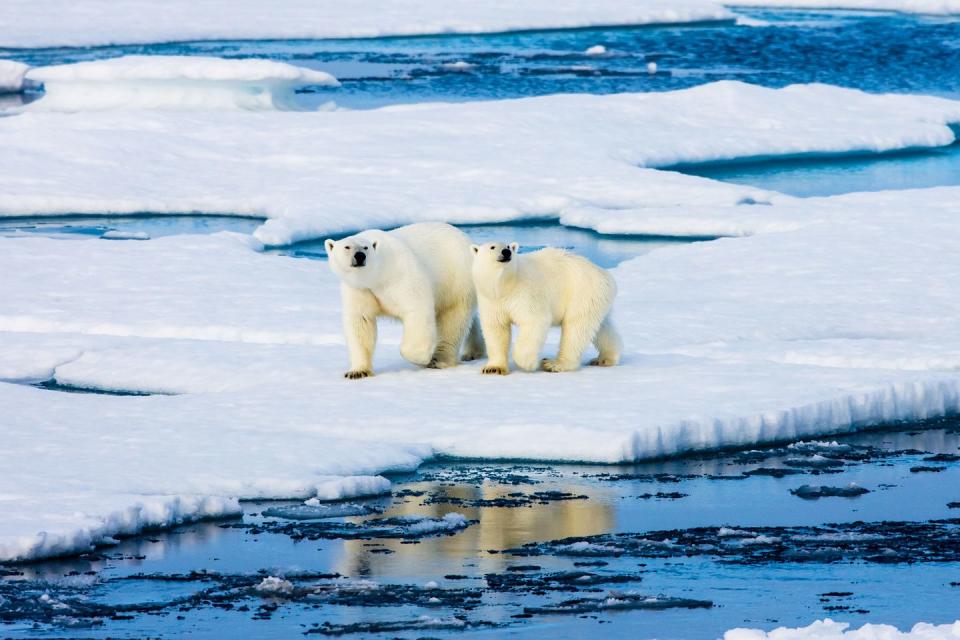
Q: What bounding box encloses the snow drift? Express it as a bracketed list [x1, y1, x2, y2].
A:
[26, 56, 338, 111]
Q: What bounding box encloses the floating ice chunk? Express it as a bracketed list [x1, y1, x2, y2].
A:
[262, 502, 382, 520]
[101, 230, 150, 240]
[26, 55, 338, 112]
[441, 60, 475, 71]
[647, 61, 659, 74]
[255, 576, 295, 595]
[724, 618, 960, 639]
[585, 45, 607, 56]
[0, 60, 29, 94]
[402, 513, 470, 536]
[309, 475, 391, 502]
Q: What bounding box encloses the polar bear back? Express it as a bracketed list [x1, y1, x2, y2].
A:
[389, 222, 475, 312]
[512, 248, 616, 322]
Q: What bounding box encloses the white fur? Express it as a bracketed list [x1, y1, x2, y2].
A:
[325, 222, 484, 379]
[471, 242, 622, 374]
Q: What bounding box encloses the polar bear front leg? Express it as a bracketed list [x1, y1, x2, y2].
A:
[341, 286, 380, 379]
[343, 311, 377, 379]
[400, 305, 438, 367]
[513, 318, 551, 372]
[478, 302, 511, 375]
[543, 315, 599, 372]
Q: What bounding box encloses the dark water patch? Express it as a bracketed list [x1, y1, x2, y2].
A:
[32, 379, 157, 397]
[260, 502, 384, 520]
[790, 484, 870, 500]
[509, 519, 960, 564]
[523, 594, 712, 616]
[226, 513, 474, 541]
[425, 490, 588, 509]
[911, 466, 947, 473]
[305, 616, 498, 636]
[485, 569, 640, 592]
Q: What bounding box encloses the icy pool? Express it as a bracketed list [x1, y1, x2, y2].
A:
[0, 216, 698, 268]
[3, 420, 959, 639]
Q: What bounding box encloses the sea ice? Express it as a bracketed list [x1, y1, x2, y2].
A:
[26, 56, 338, 111]
[725, 619, 960, 639]
[0, 0, 735, 48]
[1, 82, 958, 245]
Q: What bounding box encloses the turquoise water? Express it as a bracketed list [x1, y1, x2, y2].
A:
[0, 216, 697, 268]
[673, 143, 960, 197]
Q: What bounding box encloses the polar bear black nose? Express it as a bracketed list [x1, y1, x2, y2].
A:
[352, 251, 366, 267]
[500, 248, 512, 259]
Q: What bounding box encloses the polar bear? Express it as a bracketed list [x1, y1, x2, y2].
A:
[325, 222, 484, 379]
[471, 242, 621, 374]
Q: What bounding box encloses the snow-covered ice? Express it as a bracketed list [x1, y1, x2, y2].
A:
[0, 60, 29, 94]
[2, 82, 958, 245]
[725, 619, 960, 639]
[0, 0, 735, 49]
[728, 0, 960, 15]
[25, 56, 338, 111]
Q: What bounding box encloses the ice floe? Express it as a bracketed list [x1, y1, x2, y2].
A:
[0, 0, 735, 48]
[1, 82, 959, 245]
[725, 619, 960, 639]
[728, 0, 960, 15]
[25, 56, 338, 111]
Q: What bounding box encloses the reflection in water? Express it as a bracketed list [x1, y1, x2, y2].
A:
[336, 480, 615, 578]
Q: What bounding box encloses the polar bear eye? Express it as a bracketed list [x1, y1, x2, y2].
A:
[490, 245, 495, 250]
[344, 246, 350, 250]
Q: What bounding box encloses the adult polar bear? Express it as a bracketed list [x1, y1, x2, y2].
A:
[325, 222, 484, 379]
[471, 242, 621, 374]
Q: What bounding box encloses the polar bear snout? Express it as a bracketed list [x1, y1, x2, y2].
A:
[351, 251, 366, 267]
[497, 247, 512, 263]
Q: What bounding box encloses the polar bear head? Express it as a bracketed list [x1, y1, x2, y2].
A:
[325, 234, 381, 287]
[471, 241, 520, 282]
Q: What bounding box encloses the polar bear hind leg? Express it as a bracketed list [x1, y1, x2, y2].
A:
[542, 312, 605, 373]
[589, 316, 622, 367]
[461, 316, 486, 362]
[429, 301, 474, 368]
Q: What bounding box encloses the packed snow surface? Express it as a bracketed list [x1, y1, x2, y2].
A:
[729, 0, 960, 15]
[2, 82, 959, 244]
[0, 0, 735, 49]
[725, 618, 960, 639]
[25, 56, 338, 111]
[0, 60, 29, 93]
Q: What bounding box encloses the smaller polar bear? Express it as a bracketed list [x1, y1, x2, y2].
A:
[325, 222, 484, 379]
[471, 242, 622, 374]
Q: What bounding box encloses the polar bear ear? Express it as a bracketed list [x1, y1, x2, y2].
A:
[371, 241, 378, 250]
[470, 244, 479, 254]
[509, 242, 519, 253]
[324, 239, 335, 253]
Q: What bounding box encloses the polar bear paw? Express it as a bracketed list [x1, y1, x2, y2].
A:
[541, 358, 578, 373]
[427, 356, 456, 369]
[482, 364, 509, 375]
[461, 348, 484, 362]
[589, 356, 617, 367]
[344, 369, 373, 380]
